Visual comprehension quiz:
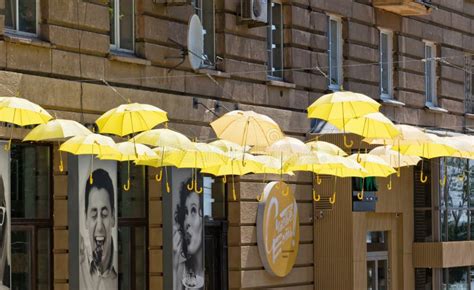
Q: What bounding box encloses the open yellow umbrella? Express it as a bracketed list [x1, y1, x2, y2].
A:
[443, 136, 474, 159]
[307, 91, 380, 148]
[60, 133, 119, 184]
[333, 112, 400, 140]
[252, 155, 292, 175]
[23, 119, 92, 172]
[305, 140, 347, 156]
[210, 110, 284, 149]
[209, 140, 250, 152]
[99, 141, 157, 191]
[0, 97, 53, 150]
[131, 128, 193, 149]
[364, 124, 430, 146]
[96, 103, 168, 137]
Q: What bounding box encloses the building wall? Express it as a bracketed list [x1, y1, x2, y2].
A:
[0, 0, 472, 290]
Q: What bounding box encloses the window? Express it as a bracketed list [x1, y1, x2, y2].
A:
[424, 41, 437, 107]
[5, 0, 39, 36]
[366, 232, 389, 290]
[117, 164, 147, 290]
[328, 15, 343, 90]
[10, 144, 52, 290]
[110, 0, 135, 52]
[380, 30, 393, 99]
[193, 0, 215, 67]
[439, 158, 474, 242]
[466, 56, 474, 114]
[267, 1, 283, 79]
[442, 267, 469, 289]
[414, 159, 433, 242]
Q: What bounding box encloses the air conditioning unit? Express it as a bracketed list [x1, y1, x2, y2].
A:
[373, 0, 433, 16]
[241, 0, 268, 26]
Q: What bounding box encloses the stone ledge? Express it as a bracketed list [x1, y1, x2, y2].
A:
[108, 52, 151, 66]
[5, 33, 55, 49]
[425, 105, 449, 114]
[381, 97, 405, 107]
[267, 79, 296, 89]
[465, 113, 474, 119]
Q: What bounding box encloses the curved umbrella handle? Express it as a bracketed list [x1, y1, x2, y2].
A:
[343, 135, 353, 149]
[123, 178, 130, 191]
[316, 175, 322, 185]
[329, 192, 336, 204]
[89, 174, 93, 185]
[194, 178, 203, 194]
[256, 192, 264, 202]
[439, 175, 446, 187]
[312, 189, 321, 202]
[223, 175, 227, 183]
[357, 189, 364, 200]
[187, 179, 194, 191]
[420, 171, 428, 183]
[387, 179, 392, 190]
[155, 169, 163, 182]
[166, 181, 170, 193]
[3, 140, 11, 151]
[396, 167, 401, 178]
[356, 151, 362, 163]
[59, 160, 64, 173]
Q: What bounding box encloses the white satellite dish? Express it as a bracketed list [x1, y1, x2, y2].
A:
[187, 14, 204, 71]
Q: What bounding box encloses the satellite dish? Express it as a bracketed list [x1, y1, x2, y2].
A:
[187, 14, 204, 71]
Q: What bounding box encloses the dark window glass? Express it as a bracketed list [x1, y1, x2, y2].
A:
[5, 0, 16, 29]
[119, 0, 134, 51]
[380, 32, 390, 95]
[267, 2, 283, 78]
[11, 145, 50, 219]
[414, 210, 432, 242]
[443, 267, 469, 289]
[118, 164, 146, 218]
[203, 177, 226, 220]
[37, 228, 50, 290]
[415, 268, 432, 290]
[201, 0, 216, 65]
[5, 0, 36, 34]
[11, 229, 32, 290]
[329, 18, 340, 87]
[118, 226, 147, 290]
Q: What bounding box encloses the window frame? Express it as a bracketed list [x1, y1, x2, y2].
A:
[424, 41, 438, 107]
[5, 0, 40, 37]
[379, 29, 393, 100]
[110, 0, 135, 53]
[267, 0, 284, 80]
[328, 14, 343, 91]
[10, 143, 53, 290]
[192, 0, 216, 68]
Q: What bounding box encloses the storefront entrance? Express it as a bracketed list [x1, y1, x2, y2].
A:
[367, 232, 389, 290]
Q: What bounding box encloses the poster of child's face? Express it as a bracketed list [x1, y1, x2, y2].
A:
[0, 142, 10, 290]
[77, 157, 117, 290]
[172, 169, 204, 290]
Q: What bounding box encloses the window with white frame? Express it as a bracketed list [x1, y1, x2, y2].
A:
[110, 0, 135, 52]
[267, 1, 283, 79]
[193, 0, 215, 67]
[5, 0, 39, 36]
[424, 41, 437, 107]
[328, 15, 343, 90]
[380, 30, 393, 99]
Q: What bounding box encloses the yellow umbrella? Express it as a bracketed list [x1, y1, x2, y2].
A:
[23, 119, 91, 141]
[252, 155, 292, 175]
[305, 140, 347, 156]
[0, 97, 53, 150]
[364, 124, 430, 146]
[23, 119, 92, 172]
[307, 91, 380, 148]
[60, 133, 119, 184]
[348, 153, 396, 200]
[333, 112, 400, 140]
[210, 110, 284, 148]
[99, 141, 157, 191]
[265, 137, 310, 159]
[131, 128, 193, 149]
[443, 136, 474, 159]
[96, 103, 168, 137]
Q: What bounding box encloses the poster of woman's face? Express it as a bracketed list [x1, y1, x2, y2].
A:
[77, 157, 117, 290]
[0, 142, 10, 290]
[172, 169, 204, 290]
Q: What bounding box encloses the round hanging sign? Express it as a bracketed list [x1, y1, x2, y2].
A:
[257, 181, 300, 277]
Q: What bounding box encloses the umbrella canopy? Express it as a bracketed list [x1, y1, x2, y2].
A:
[252, 155, 292, 175]
[210, 110, 284, 148]
[0, 97, 53, 126]
[23, 119, 91, 141]
[393, 133, 458, 159]
[201, 152, 262, 176]
[443, 136, 474, 159]
[364, 124, 430, 146]
[347, 154, 396, 177]
[369, 146, 421, 168]
[59, 133, 119, 156]
[99, 141, 157, 161]
[131, 128, 193, 150]
[333, 112, 400, 139]
[208, 140, 250, 152]
[305, 140, 347, 156]
[96, 103, 168, 137]
[307, 91, 380, 121]
[265, 137, 310, 161]
[286, 152, 365, 177]
[161, 142, 227, 169]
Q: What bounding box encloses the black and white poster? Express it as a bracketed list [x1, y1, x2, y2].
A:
[69, 156, 118, 290]
[0, 141, 10, 290]
[164, 168, 204, 290]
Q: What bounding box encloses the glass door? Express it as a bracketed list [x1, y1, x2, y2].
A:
[367, 252, 389, 290]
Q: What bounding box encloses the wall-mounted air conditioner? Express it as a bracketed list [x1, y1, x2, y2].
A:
[241, 0, 268, 26]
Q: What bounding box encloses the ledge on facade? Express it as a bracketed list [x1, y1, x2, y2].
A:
[4, 33, 54, 49]
[465, 113, 474, 120]
[108, 53, 151, 66]
[425, 105, 448, 114]
[381, 97, 405, 107]
[413, 241, 474, 268]
[197, 68, 230, 79]
[267, 79, 296, 89]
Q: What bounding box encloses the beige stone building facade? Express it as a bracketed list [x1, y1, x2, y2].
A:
[0, 0, 472, 289]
